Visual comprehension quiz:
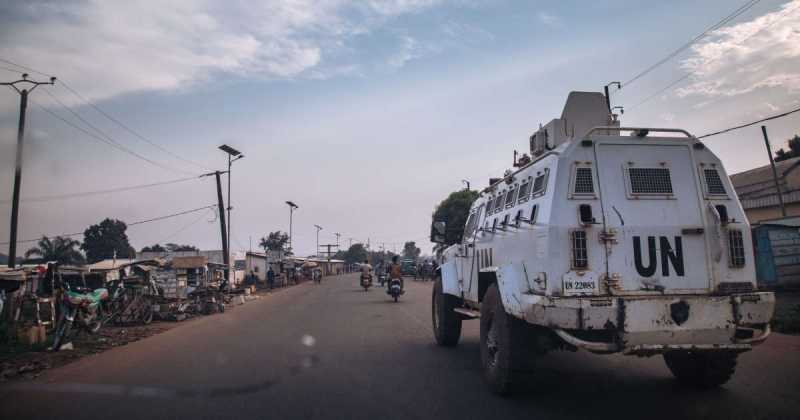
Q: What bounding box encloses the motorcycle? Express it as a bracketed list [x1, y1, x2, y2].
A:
[387, 278, 403, 302]
[360, 274, 372, 292]
[378, 273, 387, 287]
[51, 280, 110, 351]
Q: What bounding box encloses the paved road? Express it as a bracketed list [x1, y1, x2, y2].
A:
[2, 274, 799, 420]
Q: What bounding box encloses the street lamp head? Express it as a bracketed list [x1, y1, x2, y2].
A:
[314, 224, 323, 230]
[286, 201, 298, 209]
[218, 144, 242, 157]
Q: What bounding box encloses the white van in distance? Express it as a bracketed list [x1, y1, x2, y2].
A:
[430, 91, 775, 395]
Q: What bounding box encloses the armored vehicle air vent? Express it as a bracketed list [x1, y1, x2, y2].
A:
[573, 167, 595, 195]
[628, 167, 673, 195]
[704, 169, 727, 196]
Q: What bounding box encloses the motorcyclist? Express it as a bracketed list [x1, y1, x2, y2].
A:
[360, 259, 373, 285]
[387, 255, 404, 293]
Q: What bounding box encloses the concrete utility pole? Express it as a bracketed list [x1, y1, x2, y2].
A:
[348, 237, 353, 249]
[2, 73, 55, 268]
[762, 125, 787, 217]
[314, 224, 323, 257]
[335, 232, 341, 249]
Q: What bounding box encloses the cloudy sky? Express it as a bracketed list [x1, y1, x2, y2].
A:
[1, 0, 799, 257]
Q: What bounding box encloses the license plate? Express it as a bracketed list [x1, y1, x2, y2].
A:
[562, 271, 599, 296]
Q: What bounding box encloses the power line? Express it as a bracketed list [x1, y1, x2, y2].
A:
[30, 94, 197, 177]
[150, 207, 216, 245]
[621, 0, 761, 89]
[0, 204, 217, 245]
[697, 106, 800, 139]
[0, 176, 201, 205]
[57, 81, 213, 172]
[626, 2, 797, 112]
[0, 58, 53, 78]
[0, 57, 212, 173]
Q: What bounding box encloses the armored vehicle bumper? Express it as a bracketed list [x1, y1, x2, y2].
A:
[517, 292, 774, 355]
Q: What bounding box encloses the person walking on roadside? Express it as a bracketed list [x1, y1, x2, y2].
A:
[267, 265, 275, 290]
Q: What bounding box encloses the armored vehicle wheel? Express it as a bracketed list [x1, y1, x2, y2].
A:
[480, 283, 538, 395]
[432, 277, 462, 347]
[663, 350, 738, 388]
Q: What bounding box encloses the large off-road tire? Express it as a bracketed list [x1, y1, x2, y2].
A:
[663, 350, 738, 388]
[480, 283, 539, 395]
[432, 277, 462, 347]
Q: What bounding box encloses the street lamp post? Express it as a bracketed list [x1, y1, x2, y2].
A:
[286, 201, 298, 254]
[218, 144, 243, 278]
[314, 225, 323, 258]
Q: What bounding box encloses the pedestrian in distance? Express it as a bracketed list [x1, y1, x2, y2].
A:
[267, 265, 275, 290]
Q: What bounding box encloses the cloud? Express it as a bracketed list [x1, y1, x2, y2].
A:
[676, 0, 800, 98]
[0, 0, 444, 103]
[537, 12, 558, 25]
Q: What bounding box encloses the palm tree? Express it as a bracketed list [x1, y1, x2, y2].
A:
[25, 236, 85, 265]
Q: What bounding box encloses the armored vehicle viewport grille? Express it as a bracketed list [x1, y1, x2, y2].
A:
[728, 229, 745, 268]
[571, 230, 588, 269]
[573, 167, 594, 195]
[628, 167, 673, 195]
[704, 168, 727, 195]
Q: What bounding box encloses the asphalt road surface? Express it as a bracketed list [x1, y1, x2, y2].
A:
[2, 274, 799, 420]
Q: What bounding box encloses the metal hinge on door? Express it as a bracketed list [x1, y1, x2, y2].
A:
[599, 229, 618, 244]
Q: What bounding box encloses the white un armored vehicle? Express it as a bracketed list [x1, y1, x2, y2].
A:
[430, 91, 775, 395]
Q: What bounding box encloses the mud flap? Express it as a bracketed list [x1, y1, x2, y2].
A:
[440, 260, 460, 296]
[495, 263, 527, 319]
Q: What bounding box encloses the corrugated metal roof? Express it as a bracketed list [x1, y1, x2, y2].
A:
[730, 156, 800, 189]
[86, 259, 136, 271]
[171, 256, 208, 269]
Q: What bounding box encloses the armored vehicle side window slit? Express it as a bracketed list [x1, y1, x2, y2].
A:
[492, 218, 498, 231]
[485, 196, 494, 214]
[493, 194, 504, 214]
[515, 209, 524, 226]
[530, 204, 538, 223]
[532, 168, 549, 197]
[502, 214, 509, 228]
[505, 186, 517, 208]
[573, 166, 595, 195]
[518, 178, 532, 204]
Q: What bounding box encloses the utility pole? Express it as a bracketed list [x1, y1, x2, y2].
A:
[218, 145, 243, 274]
[762, 125, 787, 217]
[314, 224, 323, 257]
[320, 244, 339, 260]
[348, 237, 353, 249]
[213, 171, 230, 280]
[2, 73, 56, 268]
[334, 232, 341, 249]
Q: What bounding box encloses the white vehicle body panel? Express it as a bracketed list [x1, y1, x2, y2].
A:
[437, 91, 774, 354]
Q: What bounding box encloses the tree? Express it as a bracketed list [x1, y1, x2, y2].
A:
[432, 189, 480, 245]
[774, 135, 800, 162]
[24, 236, 85, 265]
[259, 231, 289, 252]
[81, 218, 135, 263]
[141, 244, 166, 253]
[338, 243, 368, 264]
[165, 243, 198, 252]
[403, 241, 421, 260]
